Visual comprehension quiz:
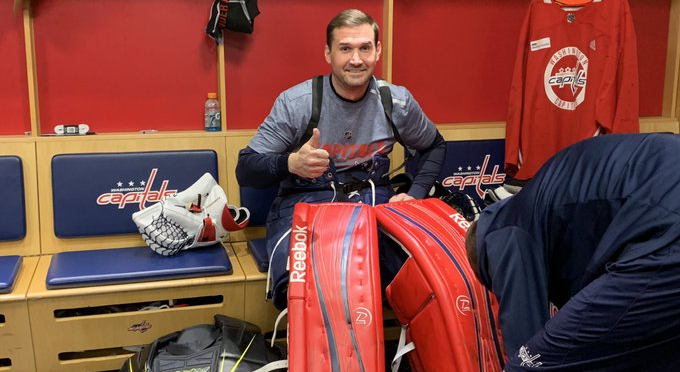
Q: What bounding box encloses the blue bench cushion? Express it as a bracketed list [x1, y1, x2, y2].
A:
[240, 185, 278, 227]
[0, 156, 26, 241]
[51, 150, 218, 238]
[405, 139, 506, 206]
[46, 244, 232, 289]
[247, 238, 268, 273]
[0, 255, 22, 294]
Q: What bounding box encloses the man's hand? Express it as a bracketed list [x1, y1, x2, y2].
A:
[389, 193, 415, 203]
[288, 128, 330, 178]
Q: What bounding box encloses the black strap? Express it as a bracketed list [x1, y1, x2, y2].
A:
[297, 75, 324, 149]
[377, 82, 403, 147]
[296, 75, 402, 150]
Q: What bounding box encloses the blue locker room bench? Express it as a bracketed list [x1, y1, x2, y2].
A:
[27, 149, 247, 372]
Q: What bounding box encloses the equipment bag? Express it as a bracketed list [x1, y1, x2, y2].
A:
[120, 314, 287, 372]
[374, 198, 505, 372]
[286, 202, 385, 372]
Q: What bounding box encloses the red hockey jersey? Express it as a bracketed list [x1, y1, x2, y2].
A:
[505, 0, 639, 180]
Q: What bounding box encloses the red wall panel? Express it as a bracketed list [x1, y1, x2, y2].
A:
[32, 0, 217, 133]
[0, 1, 30, 135]
[392, 0, 670, 124]
[393, 0, 526, 124]
[630, 0, 671, 116]
[4, 0, 669, 134]
[223, 0, 384, 130]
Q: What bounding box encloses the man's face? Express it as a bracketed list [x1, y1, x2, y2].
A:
[325, 24, 381, 98]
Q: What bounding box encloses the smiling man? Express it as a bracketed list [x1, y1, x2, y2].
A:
[236, 9, 445, 310]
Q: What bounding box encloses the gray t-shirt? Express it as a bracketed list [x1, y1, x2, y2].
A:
[248, 75, 438, 172]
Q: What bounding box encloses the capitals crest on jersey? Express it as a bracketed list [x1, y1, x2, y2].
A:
[544, 46, 589, 111]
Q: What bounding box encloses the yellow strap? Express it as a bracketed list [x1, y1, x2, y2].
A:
[221, 334, 257, 372]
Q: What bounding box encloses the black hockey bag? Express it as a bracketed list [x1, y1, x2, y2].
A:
[120, 314, 287, 372]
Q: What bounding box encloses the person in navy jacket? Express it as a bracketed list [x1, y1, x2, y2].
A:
[466, 133, 680, 371]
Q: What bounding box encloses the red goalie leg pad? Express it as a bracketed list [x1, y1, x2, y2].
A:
[288, 202, 385, 372]
[375, 198, 506, 372]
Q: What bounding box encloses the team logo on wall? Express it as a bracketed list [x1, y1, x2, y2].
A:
[96, 168, 177, 210]
[441, 154, 506, 200]
[544, 46, 588, 110]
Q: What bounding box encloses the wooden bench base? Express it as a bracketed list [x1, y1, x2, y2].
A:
[26, 247, 246, 372]
[0, 256, 38, 372]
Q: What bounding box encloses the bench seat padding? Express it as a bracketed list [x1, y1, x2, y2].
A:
[51, 150, 217, 237]
[239, 185, 278, 227]
[0, 255, 22, 294]
[0, 156, 26, 241]
[247, 238, 268, 272]
[46, 244, 232, 289]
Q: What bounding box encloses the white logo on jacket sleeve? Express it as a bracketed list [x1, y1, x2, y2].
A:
[518, 346, 543, 367]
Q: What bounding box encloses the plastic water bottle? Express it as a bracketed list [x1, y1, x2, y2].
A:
[204, 93, 221, 131]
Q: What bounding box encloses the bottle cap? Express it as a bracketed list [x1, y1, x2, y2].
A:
[207, 92, 218, 99]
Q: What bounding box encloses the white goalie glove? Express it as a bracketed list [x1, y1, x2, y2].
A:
[132, 173, 250, 256]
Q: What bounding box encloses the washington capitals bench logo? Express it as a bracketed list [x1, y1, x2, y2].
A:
[441, 154, 506, 199]
[96, 168, 178, 210]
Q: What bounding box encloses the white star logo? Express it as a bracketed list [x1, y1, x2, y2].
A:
[117, 181, 123, 187]
[458, 166, 463, 171]
[140, 180, 146, 186]
[467, 166, 472, 171]
[128, 181, 134, 186]
[476, 165, 481, 170]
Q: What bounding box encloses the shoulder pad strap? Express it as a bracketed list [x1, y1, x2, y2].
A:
[376, 79, 405, 149]
[297, 75, 324, 150]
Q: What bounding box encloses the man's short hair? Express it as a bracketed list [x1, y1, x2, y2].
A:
[466, 220, 481, 279]
[326, 9, 380, 49]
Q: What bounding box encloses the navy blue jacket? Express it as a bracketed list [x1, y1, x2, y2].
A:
[475, 133, 680, 356]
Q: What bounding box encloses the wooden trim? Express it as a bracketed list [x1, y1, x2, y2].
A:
[668, 0, 680, 118]
[382, 0, 394, 82]
[23, 0, 39, 137]
[218, 36, 228, 131]
[640, 116, 680, 133]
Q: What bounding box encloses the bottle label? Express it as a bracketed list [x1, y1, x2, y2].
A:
[205, 111, 221, 131]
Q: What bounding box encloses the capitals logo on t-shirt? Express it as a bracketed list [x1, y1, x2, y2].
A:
[544, 46, 588, 111]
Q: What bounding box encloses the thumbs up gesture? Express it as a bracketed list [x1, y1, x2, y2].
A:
[288, 128, 330, 178]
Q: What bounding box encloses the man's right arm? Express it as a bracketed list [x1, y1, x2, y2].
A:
[237, 128, 330, 188]
[236, 147, 291, 188]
